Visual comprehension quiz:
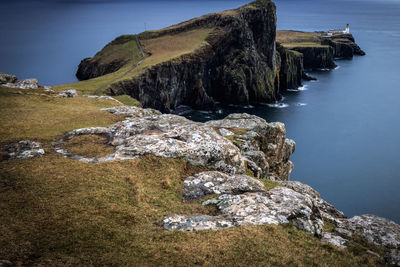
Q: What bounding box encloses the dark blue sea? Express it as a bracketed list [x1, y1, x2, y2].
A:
[1, 0, 399, 223]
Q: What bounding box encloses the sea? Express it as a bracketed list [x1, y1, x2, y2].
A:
[1, 0, 399, 223]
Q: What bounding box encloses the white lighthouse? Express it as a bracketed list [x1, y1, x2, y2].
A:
[344, 24, 350, 34]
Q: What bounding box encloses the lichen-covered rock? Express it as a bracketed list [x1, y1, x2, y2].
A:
[164, 187, 323, 236]
[162, 214, 234, 231]
[384, 249, 400, 266]
[2, 140, 44, 160]
[4, 78, 39, 89]
[321, 232, 348, 249]
[183, 171, 265, 200]
[278, 180, 346, 224]
[0, 73, 17, 84]
[56, 112, 244, 174]
[100, 106, 161, 117]
[206, 113, 295, 180]
[337, 215, 400, 249]
[59, 89, 78, 98]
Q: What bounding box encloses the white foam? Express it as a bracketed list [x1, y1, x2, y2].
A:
[334, 65, 341, 70]
[243, 105, 255, 109]
[266, 103, 289, 108]
[297, 103, 307, 107]
[298, 85, 309, 91]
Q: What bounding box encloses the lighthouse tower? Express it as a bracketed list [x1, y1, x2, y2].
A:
[345, 24, 350, 34]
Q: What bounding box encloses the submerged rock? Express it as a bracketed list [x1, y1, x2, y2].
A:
[206, 113, 295, 180]
[183, 171, 265, 200]
[2, 140, 45, 160]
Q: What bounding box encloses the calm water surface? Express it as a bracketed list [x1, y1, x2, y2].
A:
[1, 0, 399, 223]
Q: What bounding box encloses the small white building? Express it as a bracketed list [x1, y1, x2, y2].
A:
[327, 24, 350, 36]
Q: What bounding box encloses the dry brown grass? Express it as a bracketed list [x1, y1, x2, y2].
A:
[277, 30, 320, 44]
[63, 135, 115, 158]
[0, 86, 124, 143]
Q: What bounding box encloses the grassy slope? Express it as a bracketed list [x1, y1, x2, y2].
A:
[277, 30, 328, 48]
[54, 28, 213, 96]
[0, 86, 386, 266]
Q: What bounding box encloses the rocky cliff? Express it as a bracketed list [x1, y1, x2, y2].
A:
[77, 0, 280, 113]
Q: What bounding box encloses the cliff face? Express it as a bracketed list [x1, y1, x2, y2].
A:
[276, 44, 305, 90]
[289, 46, 336, 69]
[321, 34, 366, 58]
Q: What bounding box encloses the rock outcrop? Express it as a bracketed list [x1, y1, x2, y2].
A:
[205, 113, 295, 180]
[336, 215, 400, 249]
[321, 34, 366, 58]
[59, 89, 78, 98]
[164, 172, 323, 236]
[56, 108, 295, 179]
[2, 140, 45, 160]
[183, 171, 266, 200]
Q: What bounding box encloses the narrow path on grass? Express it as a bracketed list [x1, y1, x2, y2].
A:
[95, 35, 146, 94]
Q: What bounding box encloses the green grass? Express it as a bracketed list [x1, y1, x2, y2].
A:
[113, 95, 141, 107]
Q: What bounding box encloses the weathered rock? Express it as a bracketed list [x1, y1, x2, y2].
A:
[0, 73, 17, 84]
[384, 249, 400, 266]
[206, 113, 295, 180]
[4, 78, 39, 89]
[164, 187, 323, 236]
[278, 180, 346, 224]
[162, 214, 234, 231]
[183, 171, 265, 200]
[2, 140, 45, 160]
[100, 106, 161, 117]
[59, 89, 78, 98]
[337, 214, 400, 249]
[56, 111, 244, 174]
[321, 232, 348, 249]
[43, 86, 54, 92]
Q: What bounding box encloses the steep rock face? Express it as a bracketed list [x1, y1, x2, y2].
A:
[79, 0, 279, 113]
[276, 44, 304, 90]
[321, 34, 366, 58]
[290, 46, 336, 69]
[205, 113, 295, 181]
